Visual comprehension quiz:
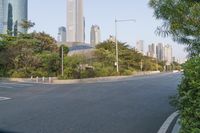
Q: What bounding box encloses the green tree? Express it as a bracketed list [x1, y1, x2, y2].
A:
[20, 20, 35, 33]
[7, 3, 13, 35]
[149, 0, 200, 56]
[31, 32, 58, 53]
[149, 0, 200, 132]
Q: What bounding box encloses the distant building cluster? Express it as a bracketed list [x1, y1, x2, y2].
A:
[0, 0, 28, 35]
[0, 0, 184, 62]
[135, 40, 174, 65]
[57, 0, 101, 49]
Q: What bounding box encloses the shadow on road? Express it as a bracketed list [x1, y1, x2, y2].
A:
[0, 129, 20, 133]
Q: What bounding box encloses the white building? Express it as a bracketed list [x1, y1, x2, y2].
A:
[67, 0, 85, 43]
[136, 40, 144, 54]
[90, 25, 101, 46]
[156, 43, 164, 61]
[164, 44, 173, 65]
[148, 43, 157, 58]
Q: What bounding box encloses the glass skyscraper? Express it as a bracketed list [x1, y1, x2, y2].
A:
[57, 26, 67, 43]
[2, 0, 28, 35]
[0, 0, 4, 33]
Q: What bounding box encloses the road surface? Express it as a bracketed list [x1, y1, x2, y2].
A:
[0, 73, 181, 133]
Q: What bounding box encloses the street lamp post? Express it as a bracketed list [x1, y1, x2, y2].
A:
[115, 18, 136, 73]
[61, 45, 64, 77]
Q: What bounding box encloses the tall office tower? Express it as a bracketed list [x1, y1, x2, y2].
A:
[136, 40, 144, 54]
[90, 25, 101, 46]
[148, 43, 157, 58]
[3, 0, 28, 35]
[164, 44, 173, 65]
[0, 0, 3, 33]
[57, 26, 67, 43]
[67, 0, 84, 43]
[156, 43, 164, 61]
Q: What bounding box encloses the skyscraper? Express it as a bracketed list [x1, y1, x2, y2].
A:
[156, 43, 164, 61]
[67, 0, 84, 43]
[3, 0, 28, 35]
[164, 44, 173, 65]
[0, 0, 3, 33]
[148, 43, 157, 58]
[136, 40, 144, 54]
[90, 25, 101, 46]
[57, 26, 67, 43]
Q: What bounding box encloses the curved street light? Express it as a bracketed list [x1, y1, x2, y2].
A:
[115, 18, 136, 73]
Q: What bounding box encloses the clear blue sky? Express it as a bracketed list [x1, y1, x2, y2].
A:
[29, 0, 187, 60]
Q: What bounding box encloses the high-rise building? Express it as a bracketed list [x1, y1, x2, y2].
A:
[57, 26, 67, 43]
[164, 44, 173, 65]
[148, 43, 157, 58]
[67, 0, 84, 43]
[136, 40, 144, 54]
[3, 0, 28, 35]
[156, 43, 164, 61]
[90, 25, 101, 46]
[0, 0, 3, 33]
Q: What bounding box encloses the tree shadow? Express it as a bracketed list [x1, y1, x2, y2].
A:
[0, 129, 20, 133]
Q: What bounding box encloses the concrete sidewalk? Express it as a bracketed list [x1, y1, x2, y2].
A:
[0, 71, 161, 84]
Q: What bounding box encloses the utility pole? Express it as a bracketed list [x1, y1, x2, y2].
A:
[61, 45, 64, 77]
[115, 18, 136, 73]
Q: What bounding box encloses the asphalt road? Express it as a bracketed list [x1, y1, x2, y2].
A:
[0, 73, 182, 133]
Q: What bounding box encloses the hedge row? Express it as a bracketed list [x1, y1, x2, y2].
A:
[178, 57, 200, 133]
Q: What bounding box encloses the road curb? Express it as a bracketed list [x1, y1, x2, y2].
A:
[52, 71, 162, 84]
[172, 118, 181, 133]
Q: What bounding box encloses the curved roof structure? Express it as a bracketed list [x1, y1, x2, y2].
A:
[69, 43, 94, 51]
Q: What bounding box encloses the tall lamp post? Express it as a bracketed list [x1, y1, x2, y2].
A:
[115, 18, 136, 73]
[61, 45, 64, 77]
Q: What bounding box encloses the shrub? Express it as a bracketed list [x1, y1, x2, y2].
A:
[178, 57, 200, 133]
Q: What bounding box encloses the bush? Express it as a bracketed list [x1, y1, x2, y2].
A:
[120, 69, 133, 76]
[11, 70, 27, 78]
[178, 57, 200, 133]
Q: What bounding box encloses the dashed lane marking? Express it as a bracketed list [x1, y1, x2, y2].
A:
[0, 97, 11, 102]
[0, 85, 14, 89]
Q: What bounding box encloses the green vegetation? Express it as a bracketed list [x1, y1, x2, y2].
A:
[60, 40, 181, 79]
[149, 0, 200, 132]
[0, 33, 60, 78]
[0, 21, 181, 79]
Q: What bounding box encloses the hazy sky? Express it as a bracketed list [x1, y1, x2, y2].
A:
[28, 0, 187, 60]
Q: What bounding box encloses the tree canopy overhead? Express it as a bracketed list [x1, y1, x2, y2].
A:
[149, 0, 200, 56]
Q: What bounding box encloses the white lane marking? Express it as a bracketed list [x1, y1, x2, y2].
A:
[0, 97, 11, 101]
[0, 85, 14, 89]
[157, 111, 179, 133]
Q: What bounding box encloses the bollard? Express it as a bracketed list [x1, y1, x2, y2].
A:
[36, 76, 39, 83]
[42, 77, 45, 83]
[49, 77, 52, 84]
